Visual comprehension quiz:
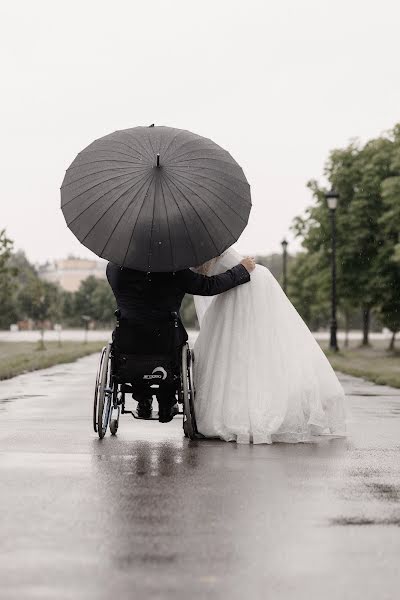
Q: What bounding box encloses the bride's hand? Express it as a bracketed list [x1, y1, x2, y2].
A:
[240, 257, 256, 273]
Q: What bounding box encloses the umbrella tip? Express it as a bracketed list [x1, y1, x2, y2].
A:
[156, 153, 160, 167]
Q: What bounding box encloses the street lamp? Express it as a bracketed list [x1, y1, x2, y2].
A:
[325, 188, 339, 351]
[281, 238, 288, 294]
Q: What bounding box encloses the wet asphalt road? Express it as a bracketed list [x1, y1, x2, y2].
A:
[0, 355, 400, 600]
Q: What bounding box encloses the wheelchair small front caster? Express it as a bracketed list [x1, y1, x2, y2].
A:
[110, 419, 119, 435]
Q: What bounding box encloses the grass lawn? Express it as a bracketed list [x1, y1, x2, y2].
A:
[0, 341, 107, 381]
[322, 339, 400, 388]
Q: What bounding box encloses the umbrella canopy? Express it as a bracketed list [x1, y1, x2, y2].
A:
[61, 126, 251, 271]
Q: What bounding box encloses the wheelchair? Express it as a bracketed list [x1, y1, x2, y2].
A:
[92, 313, 198, 440]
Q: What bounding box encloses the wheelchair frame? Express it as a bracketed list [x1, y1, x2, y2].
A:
[93, 341, 198, 440]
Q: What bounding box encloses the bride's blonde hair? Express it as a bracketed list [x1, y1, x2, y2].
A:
[194, 259, 216, 275]
[194, 252, 228, 275]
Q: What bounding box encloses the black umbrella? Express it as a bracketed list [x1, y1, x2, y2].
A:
[61, 126, 251, 271]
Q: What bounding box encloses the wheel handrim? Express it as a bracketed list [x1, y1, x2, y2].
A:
[97, 344, 113, 439]
[182, 344, 196, 439]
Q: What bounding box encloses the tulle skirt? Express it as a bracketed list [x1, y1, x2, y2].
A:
[193, 265, 346, 444]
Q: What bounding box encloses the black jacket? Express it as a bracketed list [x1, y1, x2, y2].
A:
[106, 262, 250, 353]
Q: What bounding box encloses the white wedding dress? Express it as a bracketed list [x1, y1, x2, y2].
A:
[193, 248, 346, 444]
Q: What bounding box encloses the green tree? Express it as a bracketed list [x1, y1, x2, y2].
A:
[91, 280, 117, 324]
[0, 229, 18, 328]
[74, 276, 116, 325]
[376, 291, 400, 350]
[339, 137, 393, 344]
[10, 251, 48, 328]
[0, 229, 14, 275]
[256, 253, 289, 281]
[287, 251, 330, 330]
[60, 290, 77, 326]
[374, 128, 400, 350]
[292, 128, 398, 344]
[374, 234, 400, 352]
[291, 144, 358, 329]
[8, 250, 38, 284]
[18, 279, 61, 348]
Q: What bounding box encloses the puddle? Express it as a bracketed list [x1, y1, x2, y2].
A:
[350, 392, 382, 397]
[331, 517, 400, 526]
[366, 483, 400, 501]
[0, 394, 46, 402]
[115, 553, 178, 569]
[349, 392, 400, 397]
[348, 468, 381, 478]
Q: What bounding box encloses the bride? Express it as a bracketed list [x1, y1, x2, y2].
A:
[193, 247, 346, 444]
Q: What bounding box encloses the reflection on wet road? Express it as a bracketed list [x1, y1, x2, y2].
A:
[0, 356, 399, 599]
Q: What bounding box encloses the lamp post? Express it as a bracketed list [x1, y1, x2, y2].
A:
[281, 238, 288, 294]
[325, 188, 339, 352]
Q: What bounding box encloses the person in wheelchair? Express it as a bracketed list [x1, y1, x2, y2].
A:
[106, 257, 255, 422]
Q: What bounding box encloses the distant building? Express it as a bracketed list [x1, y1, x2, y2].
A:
[38, 257, 107, 292]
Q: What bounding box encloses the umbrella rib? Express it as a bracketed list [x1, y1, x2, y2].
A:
[80, 146, 142, 162]
[157, 127, 166, 157]
[161, 130, 187, 161]
[146, 127, 158, 158]
[168, 146, 230, 163]
[164, 173, 223, 255]
[131, 135, 156, 162]
[163, 137, 214, 159]
[159, 177, 174, 269]
[172, 167, 250, 199]
[168, 152, 233, 165]
[61, 171, 145, 208]
[147, 177, 157, 270]
[62, 167, 147, 189]
[165, 133, 220, 159]
[170, 156, 242, 168]
[79, 172, 151, 241]
[67, 159, 139, 170]
[98, 173, 155, 255]
[64, 172, 149, 225]
[145, 124, 176, 269]
[117, 131, 154, 162]
[162, 176, 201, 265]
[169, 164, 248, 187]
[170, 171, 250, 217]
[97, 136, 152, 161]
[121, 173, 156, 267]
[165, 174, 242, 242]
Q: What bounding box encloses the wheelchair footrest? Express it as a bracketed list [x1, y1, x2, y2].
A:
[123, 408, 184, 420]
[132, 409, 159, 420]
[121, 408, 159, 420]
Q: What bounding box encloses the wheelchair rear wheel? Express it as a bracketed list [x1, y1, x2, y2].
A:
[94, 342, 113, 439]
[181, 343, 197, 439]
[93, 345, 107, 432]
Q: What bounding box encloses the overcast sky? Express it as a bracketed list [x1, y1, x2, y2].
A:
[1, 0, 399, 263]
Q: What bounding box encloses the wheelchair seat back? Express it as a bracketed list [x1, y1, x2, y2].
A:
[113, 352, 178, 388]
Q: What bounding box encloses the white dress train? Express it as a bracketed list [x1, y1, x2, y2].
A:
[193, 248, 346, 444]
